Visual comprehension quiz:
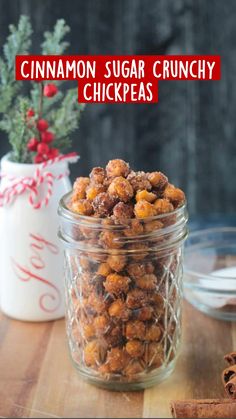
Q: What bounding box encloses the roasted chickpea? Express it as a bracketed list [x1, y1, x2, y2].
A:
[134, 200, 157, 218]
[106, 347, 130, 373]
[145, 262, 155, 274]
[136, 274, 157, 290]
[128, 243, 149, 261]
[89, 167, 106, 184]
[83, 323, 96, 340]
[144, 342, 164, 368]
[124, 359, 145, 376]
[127, 262, 146, 279]
[108, 298, 130, 321]
[70, 199, 94, 216]
[87, 293, 108, 314]
[113, 202, 134, 222]
[163, 183, 185, 207]
[151, 293, 165, 317]
[153, 198, 174, 214]
[145, 324, 162, 342]
[88, 274, 105, 296]
[135, 306, 154, 321]
[97, 262, 112, 277]
[72, 177, 90, 200]
[102, 218, 115, 227]
[136, 190, 157, 203]
[94, 315, 110, 335]
[106, 159, 130, 178]
[99, 230, 123, 249]
[123, 219, 144, 237]
[98, 363, 111, 376]
[104, 273, 130, 295]
[107, 254, 127, 272]
[148, 171, 168, 190]
[86, 183, 106, 200]
[126, 320, 146, 340]
[126, 340, 145, 358]
[92, 192, 117, 217]
[144, 220, 163, 233]
[127, 171, 152, 192]
[108, 177, 134, 203]
[104, 324, 123, 347]
[84, 340, 107, 367]
[126, 289, 149, 309]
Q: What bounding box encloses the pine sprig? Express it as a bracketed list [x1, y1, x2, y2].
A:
[0, 16, 32, 114]
[8, 98, 32, 163]
[41, 19, 70, 55]
[3, 16, 32, 71]
[0, 16, 85, 163]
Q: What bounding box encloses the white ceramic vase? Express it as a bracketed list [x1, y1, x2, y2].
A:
[0, 154, 72, 321]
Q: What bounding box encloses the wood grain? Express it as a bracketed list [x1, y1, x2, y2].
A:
[0, 300, 234, 418]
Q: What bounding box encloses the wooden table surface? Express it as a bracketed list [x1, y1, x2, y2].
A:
[0, 300, 235, 418]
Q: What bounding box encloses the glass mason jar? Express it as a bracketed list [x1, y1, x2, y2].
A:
[58, 192, 188, 390]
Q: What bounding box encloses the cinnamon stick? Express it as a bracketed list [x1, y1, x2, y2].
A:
[222, 351, 236, 399]
[170, 399, 236, 418]
[225, 375, 236, 399]
[224, 351, 236, 366]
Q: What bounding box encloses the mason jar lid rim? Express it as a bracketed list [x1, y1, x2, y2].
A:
[58, 226, 188, 254]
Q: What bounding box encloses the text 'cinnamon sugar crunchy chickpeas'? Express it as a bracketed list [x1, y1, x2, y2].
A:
[66, 158, 186, 385]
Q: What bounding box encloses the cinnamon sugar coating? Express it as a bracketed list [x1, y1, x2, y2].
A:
[113, 202, 134, 222]
[148, 171, 168, 190]
[70, 159, 185, 221]
[89, 167, 106, 184]
[106, 347, 131, 373]
[71, 199, 94, 216]
[92, 192, 117, 217]
[106, 159, 130, 178]
[72, 177, 90, 200]
[67, 159, 185, 382]
[127, 171, 152, 192]
[108, 176, 134, 203]
[104, 273, 130, 296]
[134, 200, 157, 218]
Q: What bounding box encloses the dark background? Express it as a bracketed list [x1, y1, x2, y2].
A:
[0, 0, 235, 216]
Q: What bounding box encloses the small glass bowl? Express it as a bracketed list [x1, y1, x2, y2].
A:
[184, 227, 236, 321]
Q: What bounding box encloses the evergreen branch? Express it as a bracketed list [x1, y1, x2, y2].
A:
[0, 16, 84, 163]
[0, 15, 32, 114]
[3, 16, 32, 72]
[8, 98, 32, 163]
[41, 19, 70, 55]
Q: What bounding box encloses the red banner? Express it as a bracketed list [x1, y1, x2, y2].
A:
[15, 55, 221, 103]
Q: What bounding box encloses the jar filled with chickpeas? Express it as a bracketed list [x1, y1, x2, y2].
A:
[58, 159, 188, 390]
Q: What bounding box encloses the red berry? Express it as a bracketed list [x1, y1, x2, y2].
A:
[34, 154, 44, 164]
[41, 131, 54, 143]
[47, 148, 59, 159]
[27, 138, 39, 152]
[37, 119, 49, 132]
[27, 108, 35, 118]
[37, 142, 49, 155]
[43, 84, 58, 98]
